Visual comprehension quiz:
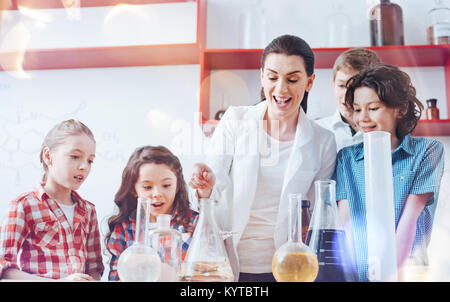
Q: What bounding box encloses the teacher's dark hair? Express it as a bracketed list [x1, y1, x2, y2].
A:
[260, 34, 315, 113]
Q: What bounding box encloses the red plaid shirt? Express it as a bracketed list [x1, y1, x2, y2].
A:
[0, 185, 104, 279]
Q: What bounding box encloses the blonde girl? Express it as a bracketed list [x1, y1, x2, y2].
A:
[0, 119, 104, 281]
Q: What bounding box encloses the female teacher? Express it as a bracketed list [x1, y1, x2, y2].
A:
[189, 34, 337, 282]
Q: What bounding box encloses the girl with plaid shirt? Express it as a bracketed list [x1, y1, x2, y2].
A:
[0, 119, 104, 281]
[105, 145, 215, 281]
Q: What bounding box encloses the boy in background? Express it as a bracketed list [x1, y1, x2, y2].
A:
[316, 48, 381, 151]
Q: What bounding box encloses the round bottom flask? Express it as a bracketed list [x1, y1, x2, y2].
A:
[116, 197, 162, 282]
[272, 194, 319, 282]
[117, 244, 161, 282]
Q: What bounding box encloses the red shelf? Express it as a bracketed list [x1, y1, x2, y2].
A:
[200, 45, 450, 133]
[413, 119, 450, 137]
[3, 0, 193, 10]
[0, 0, 207, 70]
[202, 44, 450, 70]
[0, 44, 201, 70]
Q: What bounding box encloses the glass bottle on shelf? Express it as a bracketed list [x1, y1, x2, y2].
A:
[324, 1, 351, 47]
[214, 93, 227, 120]
[427, 0, 450, 45]
[117, 197, 162, 282]
[238, 0, 267, 49]
[426, 98, 440, 120]
[179, 198, 234, 282]
[370, 0, 405, 46]
[149, 214, 183, 281]
[272, 194, 319, 282]
[306, 180, 359, 282]
[301, 200, 311, 243]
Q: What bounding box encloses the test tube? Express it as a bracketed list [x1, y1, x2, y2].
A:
[364, 131, 398, 282]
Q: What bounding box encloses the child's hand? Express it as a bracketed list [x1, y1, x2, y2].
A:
[61, 273, 95, 281]
[189, 163, 215, 198]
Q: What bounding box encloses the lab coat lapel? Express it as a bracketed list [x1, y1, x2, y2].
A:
[281, 108, 313, 197]
[275, 109, 313, 246]
[232, 102, 266, 244]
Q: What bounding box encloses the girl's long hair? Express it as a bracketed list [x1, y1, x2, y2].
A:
[104, 145, 191, 252]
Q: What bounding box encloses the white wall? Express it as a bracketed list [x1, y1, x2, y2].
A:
[206, 0, 446, 48]
[0, 2, 197, 49]
[0, 0, 449, 281]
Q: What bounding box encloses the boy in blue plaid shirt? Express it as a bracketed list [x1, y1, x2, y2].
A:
[334, 64, 445, 281]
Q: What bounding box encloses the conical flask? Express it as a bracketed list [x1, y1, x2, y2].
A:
[149, 214, 183, 281]
[117, 197, 162, 282]
[272, 194, 319, 282]
[306, 180, 359, 282]
[179, 198, 234, 282]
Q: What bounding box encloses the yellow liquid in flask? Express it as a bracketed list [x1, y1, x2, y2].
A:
[272, 252, 319, 282]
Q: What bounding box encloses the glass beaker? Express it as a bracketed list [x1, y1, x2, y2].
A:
[324, 1, 351, 47]
[179, 198, 234, 282]
[238, 0, 267, 49]
[149, 214, 182, 281]
[272, 194, 319, 282]
[306, 180, 359, 282]
[117, 197, 162, 282]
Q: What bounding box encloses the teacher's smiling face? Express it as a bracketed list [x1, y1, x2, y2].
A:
[261, 53, 315, 121]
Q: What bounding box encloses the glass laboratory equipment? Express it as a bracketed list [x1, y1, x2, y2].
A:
[272, 194, 319, 282]
[370, 0, 405, 46]
[238, 0, 267, 49]
[214, 93, 227, 120]
[301, 200, 311, 243]
[306, 180, 359, 282]
[117, 197, 162, 282]
[426, 98, 440, 120]
[427, 0, 450, 45]
[363, 131, 397, 282]
[149, 214, 183, 282]
[179, 198, 234, 282]
[324, 1, 351, 47]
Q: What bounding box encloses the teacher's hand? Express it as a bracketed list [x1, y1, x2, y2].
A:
[189, 163, 215, 198]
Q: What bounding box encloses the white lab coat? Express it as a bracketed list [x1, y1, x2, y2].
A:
[204, 101, 337, 280]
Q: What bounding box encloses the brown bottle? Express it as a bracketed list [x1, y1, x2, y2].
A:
[301, 200, 311, 243]
[426, 99, 440, 120]
[370, 0, 405, 46]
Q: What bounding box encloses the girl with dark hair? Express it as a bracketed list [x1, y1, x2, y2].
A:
[190, 35, 337, 282]
[335, 64, 445, 281]
[105, 145, 215, 281]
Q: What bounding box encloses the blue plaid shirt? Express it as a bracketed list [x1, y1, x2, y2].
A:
[334, 134, 445, 281]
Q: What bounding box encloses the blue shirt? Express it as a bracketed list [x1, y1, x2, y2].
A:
[334, 134, 444, 282]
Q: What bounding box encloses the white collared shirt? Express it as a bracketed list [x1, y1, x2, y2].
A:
[315, 110, 363, 152]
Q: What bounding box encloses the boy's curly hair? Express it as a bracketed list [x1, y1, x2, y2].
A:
[344, 64, 424, 139]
